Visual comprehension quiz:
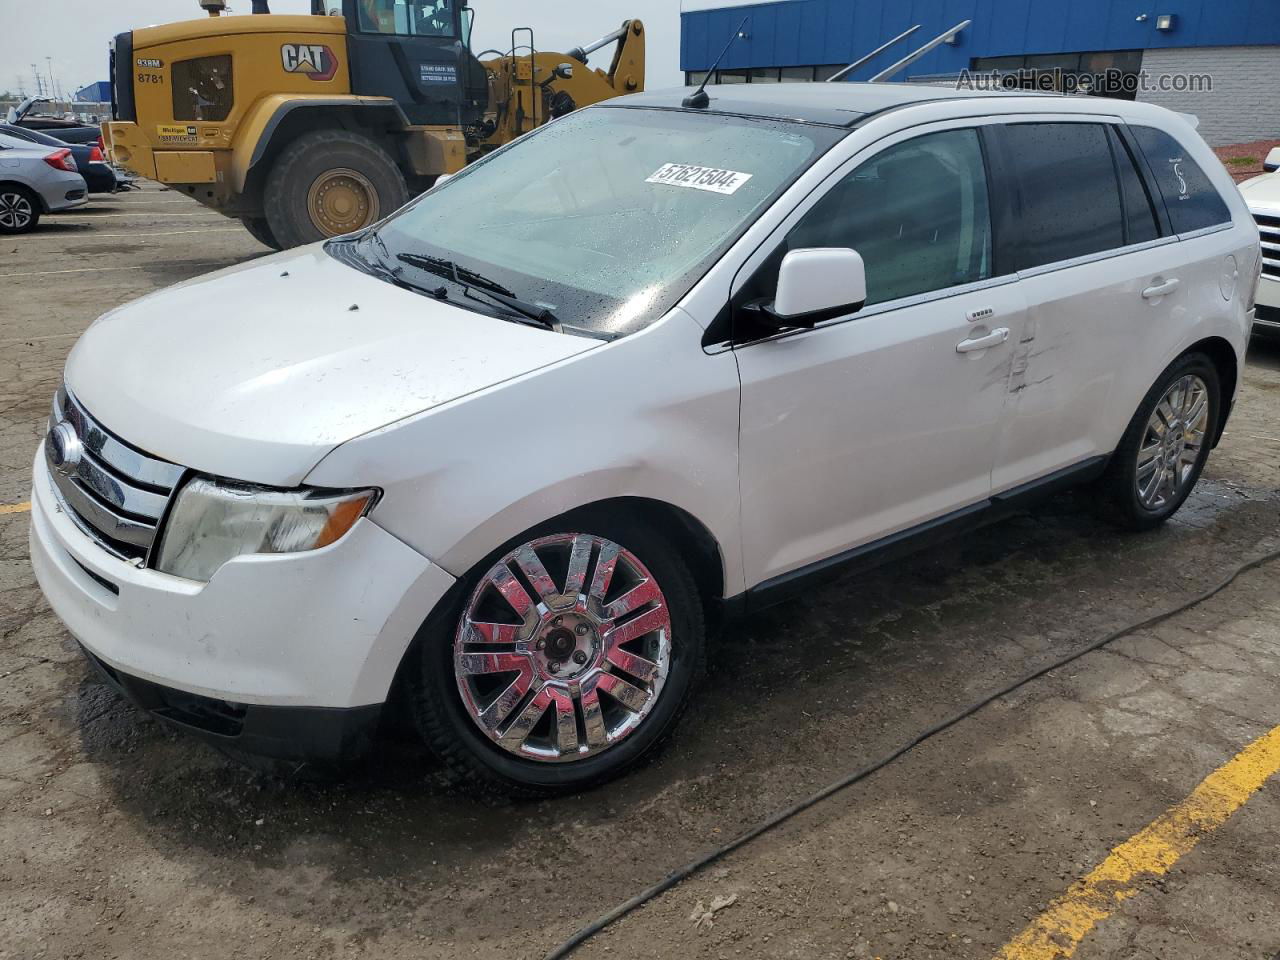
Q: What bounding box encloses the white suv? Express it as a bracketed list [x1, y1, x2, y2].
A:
[30, 84, 1259, 794]
[1239, 146, 1280, 332]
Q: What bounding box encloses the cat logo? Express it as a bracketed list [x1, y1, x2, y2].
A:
[280, 43, 338, 82]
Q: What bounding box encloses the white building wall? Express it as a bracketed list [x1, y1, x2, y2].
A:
[1137, 45, 1280, 146]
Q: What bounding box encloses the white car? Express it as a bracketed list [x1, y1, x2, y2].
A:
[1238, 146, 1280, 332]
[0, 131, 88, 233]
[30, 84, 1259, 794]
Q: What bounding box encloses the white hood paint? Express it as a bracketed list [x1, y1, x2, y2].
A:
[65, 244, 597, 486]
[1239, 171, 1280, 214]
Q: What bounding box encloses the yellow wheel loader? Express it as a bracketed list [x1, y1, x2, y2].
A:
[102, 0, 644, 249]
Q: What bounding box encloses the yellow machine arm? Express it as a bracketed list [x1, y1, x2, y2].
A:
[477, 20, 644, 147]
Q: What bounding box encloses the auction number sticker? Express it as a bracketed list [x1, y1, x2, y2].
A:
[645, 162, 752, 195]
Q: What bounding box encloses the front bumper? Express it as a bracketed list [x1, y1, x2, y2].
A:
[80, 644, 382, 763]
[30, 447, 455, 717]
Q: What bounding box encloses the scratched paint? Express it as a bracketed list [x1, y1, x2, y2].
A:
[995, 723, 1280, 960]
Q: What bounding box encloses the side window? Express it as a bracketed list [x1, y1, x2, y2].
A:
[1003, 123, 1125, 270]
[172, 55, 233, 122]
[359, 0, 455, 36]
[1129, 125, 1232, 234]
[780, 128, 993, 306]
[1112, 129, 1160, 245]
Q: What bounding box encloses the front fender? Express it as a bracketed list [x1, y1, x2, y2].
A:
[304, 308, 746, 598]
[231, 94, 408, 192]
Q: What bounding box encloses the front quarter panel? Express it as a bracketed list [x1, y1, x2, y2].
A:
[305, 308, 745, 597]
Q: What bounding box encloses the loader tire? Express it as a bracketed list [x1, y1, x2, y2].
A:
[240, 216, 282, 251]
[263, 129, 408, 249]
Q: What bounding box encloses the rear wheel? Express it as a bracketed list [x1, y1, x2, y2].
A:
[262, 129, 408, 249]
[240, 216, 282, 251]
[1102, 352, 1220, 530]
[410, 519, 706, 797]
[0, 185, 40, 234]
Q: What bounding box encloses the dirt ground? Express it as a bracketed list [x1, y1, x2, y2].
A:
[3, 185, 1280, 960]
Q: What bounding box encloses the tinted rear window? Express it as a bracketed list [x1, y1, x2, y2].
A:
[1129, 125, 1231, 234]
[1003, 123, 1125, 270]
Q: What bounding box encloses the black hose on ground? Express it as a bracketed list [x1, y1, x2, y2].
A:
[542, 545, 1280, 959]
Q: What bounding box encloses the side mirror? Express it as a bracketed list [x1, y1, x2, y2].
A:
[749, 248, 867, 329]
[1265, 146, 1280, 174]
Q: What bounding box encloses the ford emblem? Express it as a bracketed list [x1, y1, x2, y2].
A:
[47, 420, 83, 478]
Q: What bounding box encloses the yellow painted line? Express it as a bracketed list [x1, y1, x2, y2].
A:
[0, 502, 31, 515]
[996, 723, 1280, 960]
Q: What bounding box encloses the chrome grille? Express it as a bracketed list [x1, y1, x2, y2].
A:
[1257, 211, 1280, 280]
[46, 386, 184, 562]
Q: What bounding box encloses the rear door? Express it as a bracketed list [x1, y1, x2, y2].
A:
[988, 118, 1175, 492]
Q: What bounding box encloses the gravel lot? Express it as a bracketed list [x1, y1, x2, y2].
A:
[3, 184, 1280, 960]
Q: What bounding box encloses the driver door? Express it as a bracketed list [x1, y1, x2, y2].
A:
[734, 123, 1026, 591]
[345, 0, 464, 125]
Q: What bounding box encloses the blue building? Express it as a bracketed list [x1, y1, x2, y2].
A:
[680, 0, 1280, 144]
[74, 81, 112, 103]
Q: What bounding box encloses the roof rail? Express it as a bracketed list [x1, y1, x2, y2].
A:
[869, 20, 971, 83]
[826, 25, 921, 83]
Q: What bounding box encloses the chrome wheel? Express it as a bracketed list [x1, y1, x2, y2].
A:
[1136, 374, 1210, 511]
[454, 533, 672, 763]
[0, 191, 34, 230]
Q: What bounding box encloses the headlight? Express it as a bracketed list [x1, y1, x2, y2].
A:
[154, 477, 377, 583]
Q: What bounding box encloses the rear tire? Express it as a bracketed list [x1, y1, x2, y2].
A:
[1101, 352, 1220, 530]
[262, 129, 408, 249]
[0, 184, 40, 234]
[240, 216, 282, 251]
[409, 515, 706, 798]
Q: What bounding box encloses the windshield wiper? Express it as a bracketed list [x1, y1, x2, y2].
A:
[339, 232, 448, 299]
[396, 252, 563, 333]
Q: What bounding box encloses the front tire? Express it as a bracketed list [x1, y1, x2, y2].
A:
[409, 517, 706, 797]
[1102, 352, 1220, 530]
[262, 129, 408, 249]
[0, 185, 40, 234]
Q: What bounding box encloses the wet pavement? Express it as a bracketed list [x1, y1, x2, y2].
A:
[2, 185, 1280, 960]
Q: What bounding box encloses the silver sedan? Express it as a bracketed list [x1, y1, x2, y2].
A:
[0, 131, 88, 234]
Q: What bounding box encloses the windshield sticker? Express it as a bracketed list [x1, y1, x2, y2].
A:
[646, 163, 753, 196]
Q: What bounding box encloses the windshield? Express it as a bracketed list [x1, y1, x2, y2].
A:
[358, 106, 843, 337]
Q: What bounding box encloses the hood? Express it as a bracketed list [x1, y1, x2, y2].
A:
[64, 245, 598, 486]
[1239, 172, 1280, 214]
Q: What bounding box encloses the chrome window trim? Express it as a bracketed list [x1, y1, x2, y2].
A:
[1015, 235, 1180, 281]
[1176, 222, 1233, 242]
[731, 273, 1022, 350]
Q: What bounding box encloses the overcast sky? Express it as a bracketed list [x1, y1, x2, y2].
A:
[0, 0, 703, 98]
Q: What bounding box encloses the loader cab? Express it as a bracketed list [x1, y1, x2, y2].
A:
[321, 0, 486, 126]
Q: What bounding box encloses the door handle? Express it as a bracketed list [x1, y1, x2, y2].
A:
[956, 327, 1010, 353]
[1142, 278, 1180, 299]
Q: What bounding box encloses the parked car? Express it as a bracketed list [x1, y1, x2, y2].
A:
[0, 132, 87, 233]
[6, 97, 102, 144]
[1238, 146, 1280, 333]
[30, 84, 1258, 795]
[0, 124, 116, 194]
